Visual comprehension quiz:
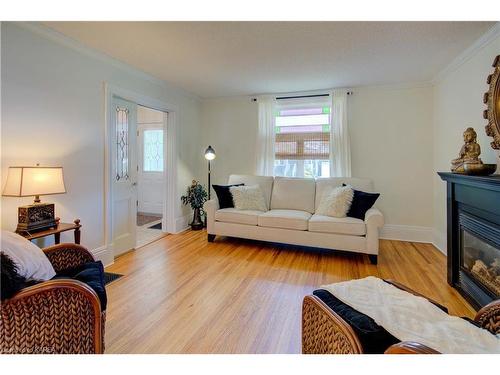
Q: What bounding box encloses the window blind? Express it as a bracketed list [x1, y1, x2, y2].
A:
[275, 107, 330, 160]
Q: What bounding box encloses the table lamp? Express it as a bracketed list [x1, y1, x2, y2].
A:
[2, 165, 66, 233]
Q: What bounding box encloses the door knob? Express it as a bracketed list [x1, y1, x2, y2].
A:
[132, 182, 137, 186]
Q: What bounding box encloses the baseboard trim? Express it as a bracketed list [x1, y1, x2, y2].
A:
[380, 224, 433, 243]
[432, 230, 447, 256]
[92, 245, 114, 267]
[174, 213, 192, 234]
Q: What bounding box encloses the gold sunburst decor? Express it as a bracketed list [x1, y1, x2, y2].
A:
[483, 55, 500, 151]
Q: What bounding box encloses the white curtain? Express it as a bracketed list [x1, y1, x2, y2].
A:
[255, 95, 276, 176]
[330, 89, 352, 177]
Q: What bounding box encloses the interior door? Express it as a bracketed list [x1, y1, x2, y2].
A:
[137, 123, 165, 215]
[111, 97, 138, 256]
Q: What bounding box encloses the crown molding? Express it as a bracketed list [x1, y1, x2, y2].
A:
[13, 22, 201, 102]
[432, 22, 500, 85]
[349, 80, 433, 91]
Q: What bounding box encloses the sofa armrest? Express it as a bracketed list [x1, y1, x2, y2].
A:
[0, 279, 103, 354]
[43, 243, 95, 273]
[204, 199, 219, 234]
[204, 199, 219, 214]
[364, 207, 384, 228]
[302, 295, 363, 354]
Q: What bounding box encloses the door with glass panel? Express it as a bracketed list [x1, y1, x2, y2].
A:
[111, 97, 138, 256]
[138, 121, 165, 215]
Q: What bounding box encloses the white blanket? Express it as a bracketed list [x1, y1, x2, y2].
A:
[321, 276, 500, 354]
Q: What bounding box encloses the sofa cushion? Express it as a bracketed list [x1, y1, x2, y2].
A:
[343, 185, 380, 220]
[1, 230, 56, 281]
[315, 177, 374, 211]
[316, 186, 354, 218]
[215, 208, 264, 225]
[228, 175, 274, 210]
[258, 209, 311, 230]
[212, 183, 244, 209]
[230, 185, 267, 212]
[308, 214, 366, 236]
[271, 177, 316, 213]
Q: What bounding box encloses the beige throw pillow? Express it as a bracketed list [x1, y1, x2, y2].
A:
[230, 185, 267, 211]
[316, 186, 354, 218]
[1, 230, 56, 281]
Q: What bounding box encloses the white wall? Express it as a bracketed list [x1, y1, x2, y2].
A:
[200, 85, 435, 240]
[349, 85, 434, 237]
[200, 97, 258, 191]
[432, 30, 500, 252]
[1, 23, 202, 265]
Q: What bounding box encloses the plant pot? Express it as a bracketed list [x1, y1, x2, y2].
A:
[190, 207, 204, 230]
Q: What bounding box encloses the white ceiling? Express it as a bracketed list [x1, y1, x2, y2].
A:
[43, 21, 495, 98]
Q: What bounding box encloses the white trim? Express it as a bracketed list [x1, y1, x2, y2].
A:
[380, 224, 434, 243]
[164, 111, 177, 234]
[174, 214, 192, 234]
[433, 22, 500, 84]
[349, 81, 433, 91]
[92, 245, 114, 267]
[104, 83, 179, 259]
[432, 229, 447, 256]
[15, 22, 200, 101]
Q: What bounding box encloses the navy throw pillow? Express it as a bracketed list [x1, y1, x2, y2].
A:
[313, 289, 399, 353]
[343, 184, 380, 220]
[54, 261, 107, 310]
[212, 184, 244, 209]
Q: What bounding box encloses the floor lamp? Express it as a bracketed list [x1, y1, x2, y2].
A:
[204, 145, 216, 200]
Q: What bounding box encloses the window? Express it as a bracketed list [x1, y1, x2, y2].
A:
[116, 106, 130, 181]
[143, 129, 164, 172]
[274, 105, 331, 178]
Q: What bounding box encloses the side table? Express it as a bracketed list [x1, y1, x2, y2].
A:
[17, 218, 82, 244]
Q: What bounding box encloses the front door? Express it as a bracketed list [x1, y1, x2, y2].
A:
[137, 119, 165, 215]
[111, 97, 138, 256]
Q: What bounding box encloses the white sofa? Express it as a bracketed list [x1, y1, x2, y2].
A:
[204, 175, 384, 264]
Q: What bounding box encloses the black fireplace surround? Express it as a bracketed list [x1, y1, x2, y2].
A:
[438, 172, 500, 310]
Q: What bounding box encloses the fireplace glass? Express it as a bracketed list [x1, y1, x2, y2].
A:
[461, 229, 500, 298]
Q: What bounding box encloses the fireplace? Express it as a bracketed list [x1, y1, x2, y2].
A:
[439, 172, 500, 310]
[460, 212, 500, 303]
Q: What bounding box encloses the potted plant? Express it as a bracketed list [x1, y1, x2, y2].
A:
[181, 180, 208, 230]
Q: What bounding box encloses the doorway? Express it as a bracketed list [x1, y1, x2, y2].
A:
[106, 85, 175, 260]
[136, 105, 167, 248]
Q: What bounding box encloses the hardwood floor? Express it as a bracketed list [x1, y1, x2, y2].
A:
[104, 230, 475, 353]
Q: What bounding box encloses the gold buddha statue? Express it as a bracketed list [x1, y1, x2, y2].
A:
[451, 127, 483, 173]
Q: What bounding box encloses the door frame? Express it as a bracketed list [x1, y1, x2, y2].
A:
[104, 83, 178, 256]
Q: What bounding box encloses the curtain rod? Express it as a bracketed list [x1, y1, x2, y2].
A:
[251, 91, 353, 102]
[276, 94, 329, 100]
[275, 92, 353, 100]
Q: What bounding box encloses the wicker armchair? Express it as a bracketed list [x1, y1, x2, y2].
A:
[302, 280, 500, 354]
[0, 243, 105, 354]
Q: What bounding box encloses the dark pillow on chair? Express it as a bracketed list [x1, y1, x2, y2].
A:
[0, 252, 36, 300]
[212, 184, 244, 209]
[343, 184, 380, 220]
[54, 261, 107, 310]
[313, 289, 399, 353]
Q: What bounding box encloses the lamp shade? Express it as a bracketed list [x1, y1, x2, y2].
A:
[204, 145, 216, 160]
[2, 166, 66, 197]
